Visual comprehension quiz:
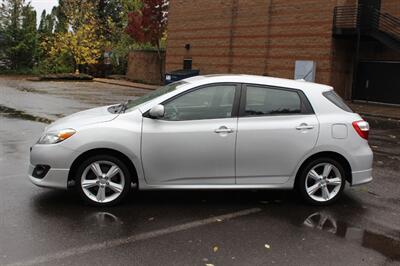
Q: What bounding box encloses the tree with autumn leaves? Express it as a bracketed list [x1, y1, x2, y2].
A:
[47, 0, 103, 73]
[126, 0, 168, 79]
[0, 0, 169, 76]
[45, 0, 154, 74]
[126, 0, 168, 54]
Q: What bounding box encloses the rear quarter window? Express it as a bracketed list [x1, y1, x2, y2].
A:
[323, 91, 353, 112]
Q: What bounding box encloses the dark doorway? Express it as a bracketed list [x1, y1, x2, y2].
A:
[359, 0, 381, 9]
[358, 0, 381, 29]
[354, 61, 400, 105]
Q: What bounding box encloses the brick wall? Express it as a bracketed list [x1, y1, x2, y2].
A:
[127, 50, 165, 85]
[382, 0, 400, 17]
[167, 0, 235, 74]
[167, 0, 336, 81]
[166, 0, 400, 98]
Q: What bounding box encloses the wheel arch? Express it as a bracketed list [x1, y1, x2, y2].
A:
[295, 151, 353, 186]
[68, 148, 138, 187]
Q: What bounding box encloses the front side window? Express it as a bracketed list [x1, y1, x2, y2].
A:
[163, 85, 236, 121]
[244, 86, 304, 116]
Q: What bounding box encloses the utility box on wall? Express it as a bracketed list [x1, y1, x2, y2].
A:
[294, 60, 317, 82]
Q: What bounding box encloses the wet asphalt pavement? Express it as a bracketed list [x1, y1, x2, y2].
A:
[0, 76, 399, 266]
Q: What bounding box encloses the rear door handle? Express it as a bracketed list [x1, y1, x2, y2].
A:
[296, 124, 315, 130]
[215, 126, 234, 134]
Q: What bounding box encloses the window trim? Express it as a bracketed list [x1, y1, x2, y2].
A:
[238, 83, 315, 118]
[143, 82, 242, 121]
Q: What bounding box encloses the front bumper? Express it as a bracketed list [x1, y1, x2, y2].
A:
[29, 143, 77, 189]
[29, 164, 69, 189]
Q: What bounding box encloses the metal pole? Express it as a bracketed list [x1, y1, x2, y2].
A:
[351, 7, 362, 102]
[352, 29, 361, 103]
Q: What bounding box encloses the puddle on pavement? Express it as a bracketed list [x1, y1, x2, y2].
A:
[16, 87, 48, 94]
[0, 105, 53, 124]
[302, 211, 400, 261]
[84, 211, 124, 227]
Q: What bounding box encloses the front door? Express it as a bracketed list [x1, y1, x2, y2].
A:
[236, 84, 319, 184]
[141, 84, 239, 185]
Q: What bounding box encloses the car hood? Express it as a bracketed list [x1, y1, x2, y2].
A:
[45, 105, 119, 132]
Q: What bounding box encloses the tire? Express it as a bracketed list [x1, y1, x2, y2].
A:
[297, 157, 346, 206]
[76, 154, 131, 206]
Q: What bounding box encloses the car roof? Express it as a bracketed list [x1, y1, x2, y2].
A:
[183, 74, 333, 92]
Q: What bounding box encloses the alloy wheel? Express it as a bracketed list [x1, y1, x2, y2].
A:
[80, 160, 125, 203]
[305, 163, 342, 202]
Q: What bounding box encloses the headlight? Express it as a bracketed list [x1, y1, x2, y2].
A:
[38, 129, 76, 144]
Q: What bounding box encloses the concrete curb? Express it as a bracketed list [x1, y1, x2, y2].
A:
[93, 78, 158, 90]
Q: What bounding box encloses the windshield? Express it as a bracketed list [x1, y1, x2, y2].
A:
[125, 81, 187, 110]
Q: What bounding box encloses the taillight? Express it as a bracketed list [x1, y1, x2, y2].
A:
[352, 120, 369, 140]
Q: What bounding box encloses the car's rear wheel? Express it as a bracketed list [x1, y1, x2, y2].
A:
[297, 158, 346, 205]
[76, 155, 131, 206]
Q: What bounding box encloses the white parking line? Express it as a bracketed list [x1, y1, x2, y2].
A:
[6, 207, 262, 266]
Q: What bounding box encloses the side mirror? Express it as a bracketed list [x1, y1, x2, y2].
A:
[149, 104, 165, 118]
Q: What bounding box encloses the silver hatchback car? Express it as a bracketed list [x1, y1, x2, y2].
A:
[29, 75, 373, 206]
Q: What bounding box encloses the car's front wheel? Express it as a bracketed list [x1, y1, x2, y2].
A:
[297, 158, 346, 205]
[76, 155, 131, 206]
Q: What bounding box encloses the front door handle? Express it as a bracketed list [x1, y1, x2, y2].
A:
[215, 126, 234, 134]
[296, 123, 315, 130]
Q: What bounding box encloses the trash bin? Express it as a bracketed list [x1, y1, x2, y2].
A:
[164, 69, 200, 84]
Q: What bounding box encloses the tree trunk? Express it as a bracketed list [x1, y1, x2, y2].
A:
[73, 59, 79, 74]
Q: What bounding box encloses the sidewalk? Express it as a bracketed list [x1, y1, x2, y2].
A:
[93, 78, 158, 90]
[348, 101, 400, 120]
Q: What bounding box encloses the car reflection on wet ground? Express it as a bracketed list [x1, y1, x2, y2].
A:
[0, 77, 399, 265]
[302, 211, 400, 262]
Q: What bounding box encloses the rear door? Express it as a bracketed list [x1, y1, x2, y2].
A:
[235, 84, 319, 184]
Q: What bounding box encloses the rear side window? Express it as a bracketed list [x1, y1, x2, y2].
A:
[323, 91, 353, 112]
[244, 85, 313, 116]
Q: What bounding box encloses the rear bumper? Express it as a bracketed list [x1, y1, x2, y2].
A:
[347, 142, 373, 186]
[351, 168, 373, 186]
